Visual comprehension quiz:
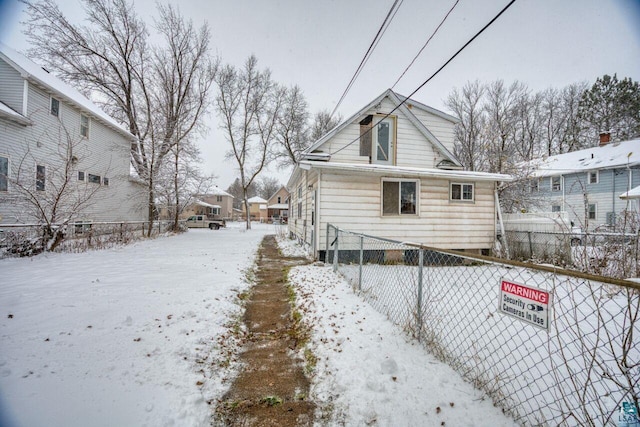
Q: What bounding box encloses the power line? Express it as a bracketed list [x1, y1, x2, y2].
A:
[329, 0, 518, 157]
[329, 0, 404, 120]
[391, 0, 460, 89]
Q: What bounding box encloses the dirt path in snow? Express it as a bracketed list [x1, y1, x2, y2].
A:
[215, 235, 314, 426]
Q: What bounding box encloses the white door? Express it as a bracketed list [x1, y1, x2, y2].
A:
[374, 117, 394, 165]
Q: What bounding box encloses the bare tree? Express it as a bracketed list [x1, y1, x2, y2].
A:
[309, 109, 342, 142]
[273, 85, 309, 168]
[257, 176, 281, 200]
[215, 55, 281, 230]
[23, 0, 217, 236]
[9, 124, 107, 253]
[446, 80, 486, 171]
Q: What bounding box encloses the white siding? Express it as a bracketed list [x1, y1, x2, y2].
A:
[0, 75, 146, 224]
[0, 58, 24, 113]
[409, 106, 456, 154]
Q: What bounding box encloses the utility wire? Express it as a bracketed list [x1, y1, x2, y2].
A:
[329, 0, 518, 157]
[329, 0, 404, 120]
[391, 0, 460, 89]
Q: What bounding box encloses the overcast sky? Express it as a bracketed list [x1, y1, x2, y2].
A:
[1, 0, 639, 189]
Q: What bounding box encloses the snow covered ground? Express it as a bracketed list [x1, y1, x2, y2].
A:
[1, 224, 515, 426]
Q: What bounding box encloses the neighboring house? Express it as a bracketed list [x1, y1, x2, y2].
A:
[243, 196, 267, 221]
[180, 187, 234, 220]
[287, 89, 511, 260]
[527, 136, 640, 231]
[267, 186, 289, 222]
[0, 43, 146, 225]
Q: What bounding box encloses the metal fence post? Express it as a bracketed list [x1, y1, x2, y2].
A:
[417, 248, 424, 342]
[326, 224, 330, 265]
[527, 231, 533, 258]
[333, 229, 339, 273]
[358, 235, 364, 291]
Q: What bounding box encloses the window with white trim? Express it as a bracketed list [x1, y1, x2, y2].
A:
[529, 179, 539, 192]
[588, 203, 597, 220]
[551, 205, 561, 212]
[103, 177, 109, 186]
[88, 173, 101, 184]
[551, 176, 561, 192]
[450, 182, 474, 202]
[588, 171, 598, 184]
[0, 156, 8, 191]
[382, 179, 418, 216]
[78, 171, 85, 182]
[36, 164, 45, 191]
[80, 114, 90, 138]
[50, 97, 60, 117]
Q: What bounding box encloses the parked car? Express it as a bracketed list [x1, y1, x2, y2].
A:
[185, 215, 225, 230]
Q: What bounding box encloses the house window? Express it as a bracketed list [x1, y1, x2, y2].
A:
[529, 179, 539, 192]
[297, 201, 302, 219]
[551, 176, 561, 192]
[298, 185, 302, 198]
[588, 203, 597, 220]
[74, 221, 92, 235]
[78, 171, 85, 182]
[382, 179, 417, 216]
[216, 195, 222, 202]
[588, 171, 598, 184]
[374, 118, 395, 165]
[359, 115, 373, 159]
[277, 196, 281, 204]
[88, 173, 101, 184]
[36, 164, 45, 191]
[103, 177, 109, 186]
[0, 156, 8, 191]
[450, 182, 474, 202]
[50, 97, 60, 117]
[80, 114, 90, 137]
[551, 205, 561, 212]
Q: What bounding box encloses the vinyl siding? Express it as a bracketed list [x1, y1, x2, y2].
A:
[0, 58, 24, 113]
[289, 170, 496, 253]
[0, 76, 146, 224]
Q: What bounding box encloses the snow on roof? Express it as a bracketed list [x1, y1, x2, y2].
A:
[207, 186, 234, 198]
[296, 160, 512, 182]
[195, 200, 221, 209]
[0, 100, 30, 125]
[620, 185, 640, 200]
[530, 139, 640, 178]
[247, 196, 268, 204]
[268, 203, 289, 209]
[0, 43, 134, 141]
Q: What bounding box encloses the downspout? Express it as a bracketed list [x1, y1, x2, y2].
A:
[316, 170, 322, 257]
[561, 175, 565, 212]
[495, 187, 510, 258]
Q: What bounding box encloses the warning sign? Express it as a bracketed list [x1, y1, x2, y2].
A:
[499, 279, 551, 331]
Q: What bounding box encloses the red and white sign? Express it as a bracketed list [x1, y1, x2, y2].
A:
[499, 279, 551, 331]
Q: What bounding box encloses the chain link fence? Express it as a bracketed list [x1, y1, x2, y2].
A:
[326, 224, 640, 426]
[503, 230, 640, 278]
[0, 220, 176, 257]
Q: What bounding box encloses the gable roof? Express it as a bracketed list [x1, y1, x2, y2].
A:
[0, 43, 135, 141]
[247, 196, 267, 204]
[303, 89, 461, 167]
[0, 100, 30, 126]
[207, 186, 234, 198]
[267, 185, 288, 202]
[529, 139, 640, 178]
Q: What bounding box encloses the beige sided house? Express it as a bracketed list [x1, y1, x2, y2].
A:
[181, 187, 234, 220]
[244, 196, 268, 222]
[267, 186, 289, 222]
[287, 89, 511, 260]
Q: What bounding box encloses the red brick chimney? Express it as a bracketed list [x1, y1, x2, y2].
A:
[599, 132, 611, 146]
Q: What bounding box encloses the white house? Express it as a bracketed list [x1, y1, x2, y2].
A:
[287, 89, 511, 260]
[526, 137, 640, 231]
[0, 44, 146, 226]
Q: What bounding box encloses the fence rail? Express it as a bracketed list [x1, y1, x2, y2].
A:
[326, 223, 639, 426]
[0, 220, 175, 257]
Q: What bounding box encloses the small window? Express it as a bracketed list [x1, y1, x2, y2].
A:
[551, 176, 561, 192]
[277, 196, 281, 204]
[74, 221, 92, 235]
[551, 205, 561, 212]
[383, 179, 418, 215]
[88, 173, 101, 184]
[450, 183, 474, 202]
[50, 97, 60, 117]
[216, 195, 222, 202]
[78, 171, 85, 181]
[298, 185, 302, 198]
[297, 201, 302, 219]
[36, 164, 45, 191]
[588, 203, 597, 220]
[103, 177, 109, 186]
[80, 114, 90, 137]
[588, 171, 598, 184]
[0, 156, 8, 191]
[529, 179, 539, 192]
